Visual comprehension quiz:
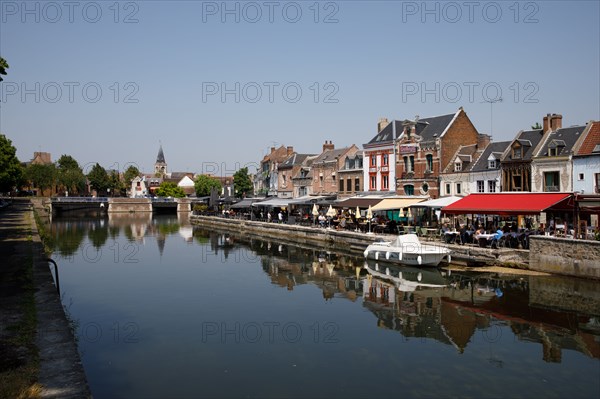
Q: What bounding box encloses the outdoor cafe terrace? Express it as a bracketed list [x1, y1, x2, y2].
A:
[211, 193, 599, 247]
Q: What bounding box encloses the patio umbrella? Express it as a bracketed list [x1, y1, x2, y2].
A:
[312, 203, 319, 217]
[399, 208, 404, 218]
[326, 205, 336, 228]
[355, 206, 361, 219]
[366, 205, 373, 234]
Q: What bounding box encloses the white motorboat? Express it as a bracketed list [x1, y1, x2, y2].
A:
[363, 234, 452, 267]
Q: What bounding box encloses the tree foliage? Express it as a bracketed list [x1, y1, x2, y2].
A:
[56, 154, 86, 194]
[532, 122, 542, 130]
[0, 134, 23, 193]
[108, 170, 126, 196]
[25, 163, 56, 195]
[155, 181, 185, 198]
[233, 167, 253, 198]
[87, 163, 110, 194]
[194, 175, 222, 197]
[123, 165, 141, 186]
[0, 56, 8, 82]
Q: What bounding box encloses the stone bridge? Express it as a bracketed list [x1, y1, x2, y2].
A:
[50, 197, 193, 214]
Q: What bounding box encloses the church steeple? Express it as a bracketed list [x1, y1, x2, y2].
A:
[154, 143, 167, 176]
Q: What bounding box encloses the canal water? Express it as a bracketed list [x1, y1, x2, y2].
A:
[48, 215, 600, 399]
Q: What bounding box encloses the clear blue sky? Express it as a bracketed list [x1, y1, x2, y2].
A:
[1, 0, 599, 175]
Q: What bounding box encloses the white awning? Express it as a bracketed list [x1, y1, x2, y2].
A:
[412, 196, 463, 208]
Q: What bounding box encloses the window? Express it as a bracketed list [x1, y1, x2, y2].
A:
[596, 173, 600, 193]
[445, 183, 451, 195]
[404, 185, 414, 196]
[488, 180, 496, 193]
[370, 156, 376, 167]
[422, 182, 429, 193]
[578, 173, 584, 181]
[409, 156, 415, 172]
[382, 154, 389, 166]
[477, 180, 484, 193]
[488, 159, 496, 169]
[370, 175, 376, 190]
[513, 145, 522, 159]
[454, 160, 462, 172]
[382, 175, 389, 190]
[456, 183, 462, 194]
[403, 156, 408, 172]
[339, 179, 344, 192]
[549, 147, 557, 156]
[319, 175, 324, 186]
[355, 178, 361, 192]
[543, 171, 560, 192]
[347, 178, 352, 192]
[426, 154, 433, 172]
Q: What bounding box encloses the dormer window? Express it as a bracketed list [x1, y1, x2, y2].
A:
[488, 159, 496, 169]
[548, 140, 565, 156]
[512, 145, 522, 159]
[454, 160, 462, 172]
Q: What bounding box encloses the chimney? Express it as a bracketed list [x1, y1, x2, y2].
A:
[550, 114, 563, 131]
[377, 118, 389, 133]
[270, 146, 275, 153]
[287, 146, 294, 156]
[322, 140, 335, 152]
[477, 133, 491, 149]
[543, 114, 550, 133]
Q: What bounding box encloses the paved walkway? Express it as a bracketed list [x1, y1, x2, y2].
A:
[0, 200, 91, 398]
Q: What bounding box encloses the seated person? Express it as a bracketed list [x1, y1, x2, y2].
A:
[490, 228, 504, 248]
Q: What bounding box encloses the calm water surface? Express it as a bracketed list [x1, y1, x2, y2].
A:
[49, 215, 600, 399]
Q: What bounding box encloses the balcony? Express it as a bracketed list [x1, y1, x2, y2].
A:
[544, 185, 560, 192]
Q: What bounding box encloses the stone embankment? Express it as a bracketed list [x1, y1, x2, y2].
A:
[191, 215, 600, 280]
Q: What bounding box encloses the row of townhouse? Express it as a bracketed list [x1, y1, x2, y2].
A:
[253, 108, 600, 199]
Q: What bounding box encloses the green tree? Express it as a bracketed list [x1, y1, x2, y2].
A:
[532, 122, 542, 130]
[56, 154, 86, 195]
[0, 56, 8, 82]
[233, 167, 253, 198]
[155, 181, 185, 198]
[108, 170, 125, 196]
[87, 163, 110, 194]
[123, 165, 140, 187]
[0, 134, 23, 193]
[25, 163, 56, 196]
[194, 175, 222, 197]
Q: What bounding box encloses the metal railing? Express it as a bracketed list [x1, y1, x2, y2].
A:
[52, 197, 108, 203]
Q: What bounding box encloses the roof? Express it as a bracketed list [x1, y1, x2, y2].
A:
[279, 153, 315, 170]
[365, 120, 403, 145]
[470, 141, 511, 173]
[156, 145, 166, 163]
[575, 121, 600, 156]
[444, 144, 479, 173]
[503, 129, 544, 161]
[312, 147, 354, 164]
[536, 125, 585, 157]
[441, 193, 574, 215]
[364, 112, 457, 147]
[371, 197, 427, 211]
[415, 112, 456, 142]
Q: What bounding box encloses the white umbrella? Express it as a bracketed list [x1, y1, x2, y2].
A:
[399, 208, 404, 218]
[407, 208, 412, 218]
[326, 205, 336, 218]
[355, 206, 361, 219]
[312, 203, 319, 217]
[366, 205, 373, 234]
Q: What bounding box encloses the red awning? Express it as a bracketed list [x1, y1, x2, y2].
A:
[441, 193, 574, 215]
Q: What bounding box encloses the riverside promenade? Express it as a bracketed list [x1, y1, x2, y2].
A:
[190, 214, 600, 279]
[0, 200, 90, 398]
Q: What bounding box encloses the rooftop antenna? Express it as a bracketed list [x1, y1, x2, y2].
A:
[482, 98, 503, 136]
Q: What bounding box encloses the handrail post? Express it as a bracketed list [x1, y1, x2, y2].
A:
[46, 258, 60, 295]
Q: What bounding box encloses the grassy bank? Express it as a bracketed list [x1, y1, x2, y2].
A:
[0, 207, 42, 399]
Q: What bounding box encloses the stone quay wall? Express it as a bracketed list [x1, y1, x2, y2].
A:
[529, 236, 600, 280]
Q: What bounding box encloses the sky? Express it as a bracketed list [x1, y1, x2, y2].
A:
[1, 0, 599, 176]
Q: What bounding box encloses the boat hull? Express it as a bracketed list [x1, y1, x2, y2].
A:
[363, 241, 451, 267]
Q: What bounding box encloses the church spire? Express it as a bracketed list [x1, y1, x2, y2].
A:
[155, 143, 167, 176]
